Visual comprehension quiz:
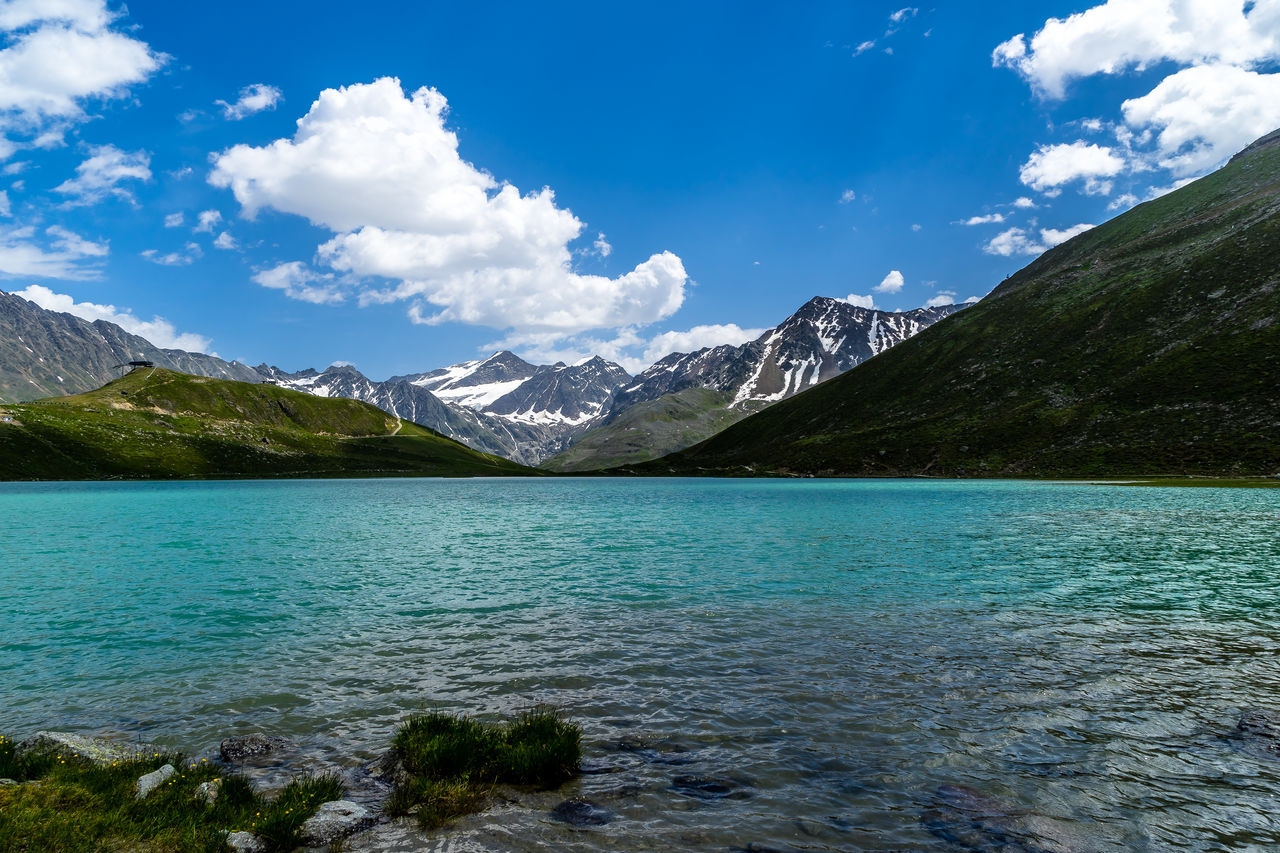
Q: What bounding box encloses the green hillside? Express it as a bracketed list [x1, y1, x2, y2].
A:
[0, 368, 531, 480]
[541, 388, 760, 472]
[631, 130, 1280, 479]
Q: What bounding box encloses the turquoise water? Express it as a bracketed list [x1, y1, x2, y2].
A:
[2, 478, 1279, 851]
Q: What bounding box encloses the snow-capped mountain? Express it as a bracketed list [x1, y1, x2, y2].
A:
[258, 353, 633, 465]
[607, 297, 965, 418]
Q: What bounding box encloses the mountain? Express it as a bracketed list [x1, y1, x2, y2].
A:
[259, 354, 632, 465]
[631, 129, 1280, 478]
[0, 368, 531, 480]
[544, 299, 964, 471]
[610, 298, 965, 414]
[0, 289, 262, 402]
[541, 388, 757, 472]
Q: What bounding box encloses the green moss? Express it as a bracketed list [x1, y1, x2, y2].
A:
[388, 710, 581, 828]
[0, 737, 340, 853]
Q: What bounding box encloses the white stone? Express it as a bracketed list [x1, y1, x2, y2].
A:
[299, 799, 375, 845]
[225, 830, 266, 853]
[135, 763, 175, 799]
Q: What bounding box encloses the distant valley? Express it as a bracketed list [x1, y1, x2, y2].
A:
[0, 289, 963, 469]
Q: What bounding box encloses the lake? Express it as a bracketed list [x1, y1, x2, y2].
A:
[2, 478, 1278, 851]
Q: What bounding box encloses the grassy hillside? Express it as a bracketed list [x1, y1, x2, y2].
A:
[632, 130, 1280, 478]
[0, 368, 531, 480]
[541, 388, 760, 472]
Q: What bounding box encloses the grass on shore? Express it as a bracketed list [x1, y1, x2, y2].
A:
[386, 710, 581, 828]
[0, 734, 341, 853]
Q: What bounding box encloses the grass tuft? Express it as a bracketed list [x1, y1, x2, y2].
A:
[388, 709, 581, 828]
[0, 735, 342, 853]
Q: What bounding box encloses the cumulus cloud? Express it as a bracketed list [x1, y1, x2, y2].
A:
[998, 1, 1280, 195]
[493, 321, 768, 375]
[140, 242, 202, 266]
[14, 283, 212, 351]
[592, 232, 612, 257]
[639, 323, 766, 363]
[216, 83, 283, 120]
[0, 1, 164, 155]
[163, 212, 184, 228]
[252, 261, 344, 305]
[210, 78, 688, 340]
[193, 209, 222, 233]
[843, 293, 875, 309]
[956, 213, 1005, 226]
[874, 270, 904, 294]
[890, 7, 918, 24]
[839, 189, 857, 203]
[983, 223, 1094, 256]
[1019, 141, 1125, 195]
[926, 290, 957, 307]
[0, 224, 105, 278]
[54, 145, 150, 205]
[212, 231, 237, 250]
[852, 40, 876, 56]
[992, 0, 1280, 99]
[1121, 64, 1280, 175]
[1011, 196, 1037, 209]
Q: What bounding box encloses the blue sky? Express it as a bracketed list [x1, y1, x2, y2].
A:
[5, 0, 1279, 377]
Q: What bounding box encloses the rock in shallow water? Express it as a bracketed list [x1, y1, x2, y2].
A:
[219, 733, 292, 763]
[551, 797, 615, 826]
[19, 731, 160, 767]
[299, 799, 376, 845]
[670, 775, 748, 800]
[921, 784, 1097, 853]
[1235, 709, 1280, 759]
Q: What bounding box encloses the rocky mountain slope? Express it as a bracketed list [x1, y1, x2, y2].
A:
[545, 299, 964, 470]
[0, 289, 261, 402]
[0, 368, 530, 480]
[259, 354, 632, 465]
[631, 129, 1280, 478]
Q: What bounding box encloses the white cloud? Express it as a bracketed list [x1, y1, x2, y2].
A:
[252, 261, 344, 305]
[1121, 64, 1280, 176]
[1011, 196, 1037, 209]
[640, 323, 766, 363]
[1108, 193, 1141, 211]
[140, 242, 202, 267]
[0, 224, 105, 278]
[926, 290, 957, 307]
[874, 270, 904, 294]
[163, 212, 184, 228]
[843, 293, 875, 309]
[0, 190, 9, 217]
[216, 83, 283, 120]
[592, 232, 612, 257]
[14, 283, 212, 352]
[983, 223, 1094, 256]
[210, 78, 688, 340]
[0, 1, 164, 154]
[1019, 141, 1125, 195]
[956, 213, 1005, 226]
[889, 7, 918, 24]
[992, 0, 1280, 99]
[212, 231, 237, 251]
[54, 144, 150, 205]
[193, 209, 222, 233]
[839, 188, 856, 203]
[911, 223, 922, 231]
[853, 40, 876, 56]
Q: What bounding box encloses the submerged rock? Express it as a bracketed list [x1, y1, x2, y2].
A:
[551, 797, 615, 826]
[614, 736, 696, 766]
[299, 799, 376, 846]
[18, 731, 160, 767]
[1235, 709, 1280, 759]
[219, 733, 292, 763]
[670, 775, 747, 800]
[922, 784, 1096, 853]
[135, 763, 175, 799]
